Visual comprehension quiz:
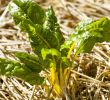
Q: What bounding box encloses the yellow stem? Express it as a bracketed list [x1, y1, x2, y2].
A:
[67, 42, 75, 59]
[50, 65, 62, 96]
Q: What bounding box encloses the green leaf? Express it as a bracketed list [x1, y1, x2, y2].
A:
[41, 48, 61, 60]
[8, 0, 48, 56]
[9, 1, 64, 57]
[43, 6, 64, 49]
[62, 17, 110, 57]
[0, 58, 43, 84]
[61, 57, 72, 68]
[10, 0, 45, 25]
[14, 52, 44, 72]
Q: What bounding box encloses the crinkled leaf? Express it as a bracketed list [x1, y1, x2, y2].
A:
[61, 17, 110, 57]
[8, 0, 64, 57]
[0, 58, 43, 84]
[8, 0, 48, 56]
[43, 6, 64, 49]
[10, 0, 45, 25]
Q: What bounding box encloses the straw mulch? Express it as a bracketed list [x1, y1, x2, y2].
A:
[1, 0, 110, 99]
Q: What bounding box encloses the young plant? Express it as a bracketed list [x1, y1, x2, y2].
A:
[7, 0, 71, 98]
[0, 0, 110, 99]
